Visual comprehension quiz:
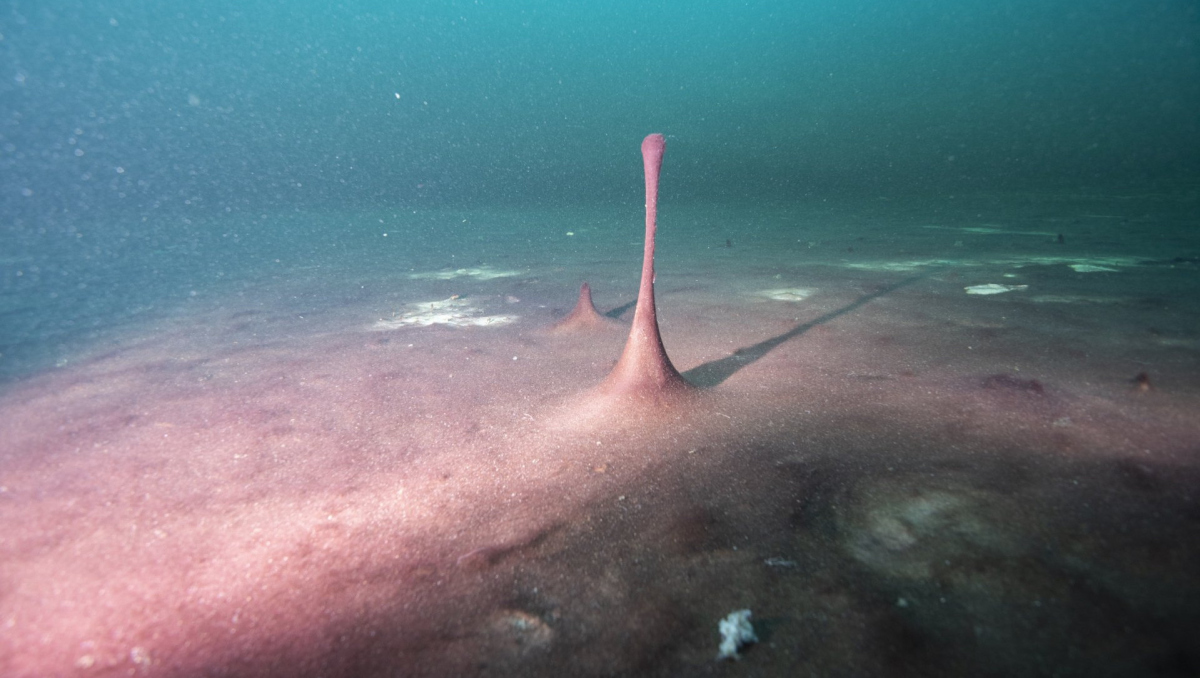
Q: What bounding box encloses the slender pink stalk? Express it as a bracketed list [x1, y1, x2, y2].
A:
[598, 133, 691, 400]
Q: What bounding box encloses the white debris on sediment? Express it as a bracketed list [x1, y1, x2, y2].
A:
[964, 284, 1028, 295]
[407, 266, 524, 280]
[757, 288, 815, 302]
[372, 297, 518, 330]
[717, 609, 758, 660]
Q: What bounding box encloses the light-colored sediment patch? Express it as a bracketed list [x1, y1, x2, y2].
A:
[484, 609, 555, 655]
[1069, 264, 1119, 273]
[756, 288, 815, 302]
[407, 266, 525, 281]
[965, 284, 1028, 295]
[840, 475, 1021, 580]
[372, 297, 518, 329]
[843, 259, 960, 272]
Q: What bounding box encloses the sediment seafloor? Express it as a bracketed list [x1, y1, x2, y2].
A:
[1, 195, 1198, 677]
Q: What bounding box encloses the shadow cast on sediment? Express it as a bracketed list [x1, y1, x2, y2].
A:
[603, 299, 637, 320]
[683, 274, 930, 388]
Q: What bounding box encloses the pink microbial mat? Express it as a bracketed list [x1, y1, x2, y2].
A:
[1, 182, 1198, 676]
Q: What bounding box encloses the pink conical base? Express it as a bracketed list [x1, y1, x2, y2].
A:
[550, 282, 620, 334]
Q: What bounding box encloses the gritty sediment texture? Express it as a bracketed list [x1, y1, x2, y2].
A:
[1, 194, 1198, 677]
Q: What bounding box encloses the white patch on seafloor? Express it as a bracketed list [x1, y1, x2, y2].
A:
[407, 266, 525, 281]
[840, 254, 1138, 273]
[965, 284, 1028, 295]
[371, 297, 518, 329]
[1069, 264, 1119, 273]
[757, 288, 815, 302]
[1012, 255, 1137, 269]
[1154, 336, 1200, 349]
[1030, 294, 1123, 304]
[843, 259, 959, 272]
[922, 224, 1058, 237]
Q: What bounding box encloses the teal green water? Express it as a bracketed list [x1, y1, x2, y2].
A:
[0, 0, 1197, 381]
[2, 0, 1196, 215]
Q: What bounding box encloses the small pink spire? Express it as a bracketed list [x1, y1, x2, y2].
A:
[550, 282, 616, 333]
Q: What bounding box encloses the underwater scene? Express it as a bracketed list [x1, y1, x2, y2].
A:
[1, 1, 1198, 676]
